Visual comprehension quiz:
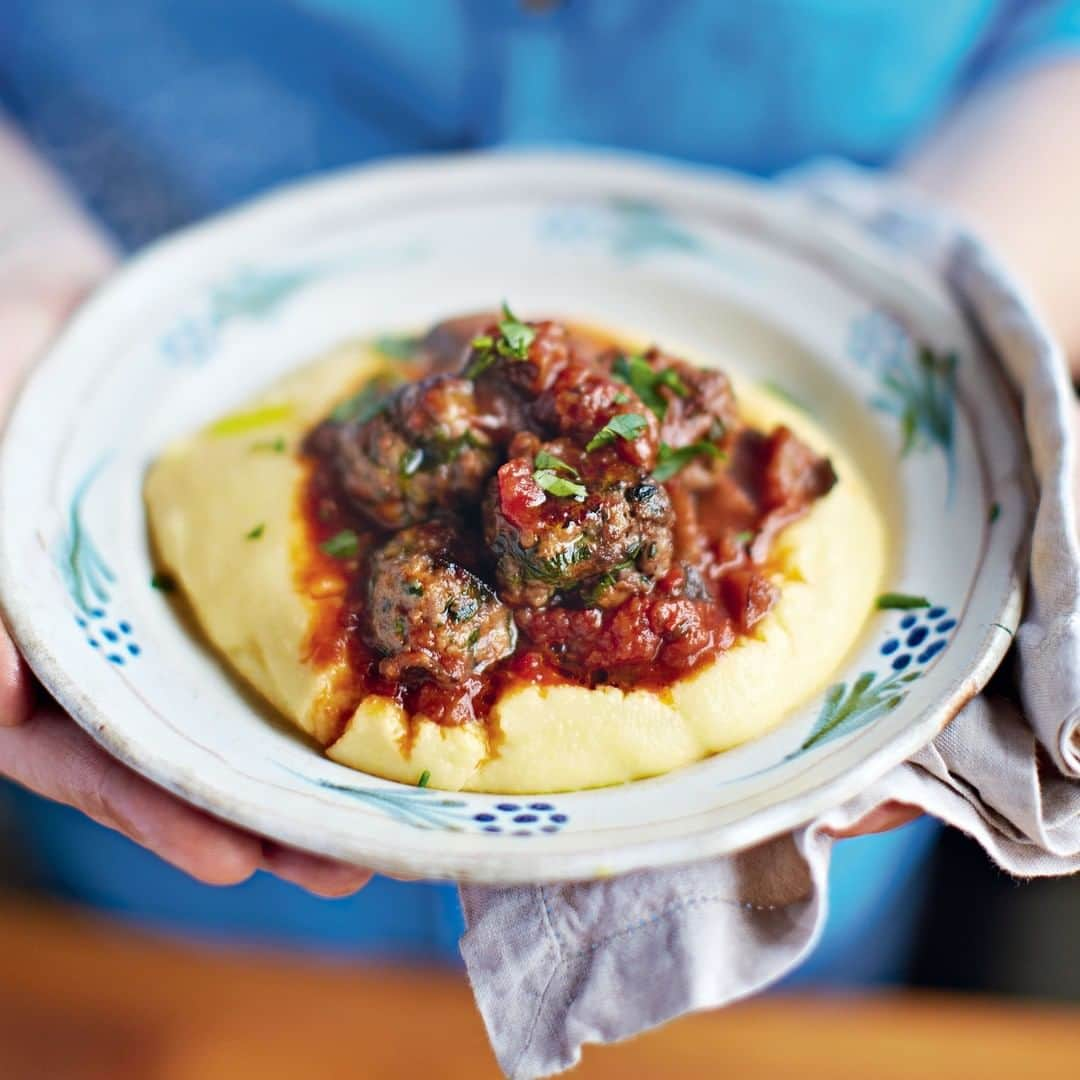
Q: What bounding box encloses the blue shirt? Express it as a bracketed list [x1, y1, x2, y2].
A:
[1, 0, 1076, 974]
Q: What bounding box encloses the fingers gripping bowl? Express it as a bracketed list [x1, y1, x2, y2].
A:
[146, 308, 886, 793]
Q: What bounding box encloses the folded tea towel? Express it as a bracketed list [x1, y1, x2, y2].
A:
[459, 165, 1080, 1080]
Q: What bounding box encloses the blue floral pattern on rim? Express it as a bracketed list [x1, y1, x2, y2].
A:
[290, 772, 571, 837]
[847, 309, 957, 484]
[159, 245, 428, 366]
[795, 603, 954, 754]
[56, 462, 141, 666]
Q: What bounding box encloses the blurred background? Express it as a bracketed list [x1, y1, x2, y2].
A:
[1, 1, 1077, 1076]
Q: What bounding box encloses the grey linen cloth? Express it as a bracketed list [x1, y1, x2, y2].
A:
[458, 168, 1080, 1080]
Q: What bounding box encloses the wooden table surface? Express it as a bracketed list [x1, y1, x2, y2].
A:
[0, 895, 1075, 1079]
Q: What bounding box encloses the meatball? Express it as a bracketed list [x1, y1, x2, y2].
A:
[312, 374, 499, 529]
[532, 360, 660, 469]
[484, 438, 674, 607]
[418, 312, 499, 373]
[466, 318, 573, 396]
[365, 522, 517, 685]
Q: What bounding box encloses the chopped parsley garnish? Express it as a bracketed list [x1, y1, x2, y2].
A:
[320, 529, 360, 559]
[330, 375, 401, 424]
[652, 440, 722, 482]
[150, 571, 176, 593]
[585, 412, 648, 452]
[611, 354, 689, 419]
[733, 529, 755, 546]
[250, 436, 287, 453]
[374, 333, 419, 360]
[466, 628, 481, 649]
[465, 302, 537, 378]
[988, 501, 1001, 523]
[400, 447, 425, 477]
[405, 580, 424, 597]
[246, 523, 265, 540]
[875, 592, 931, 611]
[417, 769, 431, 788]
[533, 469, 588, 500]
[533, 450, 587, 499]
[534, 449, 579, 477]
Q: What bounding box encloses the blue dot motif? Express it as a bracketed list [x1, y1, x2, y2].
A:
[881, 638, 900, 656]
[550, 813, 568, 824]
[900, 614, 917, 630]
[473, 812, 496, 823]
[107, 654, 125, 665]
[529, 802, 553, 811]
[906, 626, 928, 647]
[918, 640, 947, 664]
[513, 814, 538, 824]
[127, 643, 140, 657]
[88, 638, 100, 649]
[928, 607, 946, 619]
[90, 608, 105, 619]
[496, 803, 519, 812]
[102, 628, 118, 643]
[936, 619, 956, 634]
[483, 825, 501, 833]
[119, 621, 132, 634]
[75, 615, 87, 629]
[891, 653, 912, 671]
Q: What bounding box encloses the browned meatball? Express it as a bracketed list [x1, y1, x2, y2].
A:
[484, 437, 674, 608]
[312, 374, 500, 529]
[365, 522, 517, 685]
[418, 312, 500, 373]
[532, 360, 660, 469]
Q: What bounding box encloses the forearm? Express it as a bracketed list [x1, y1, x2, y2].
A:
[0, 119, 116, 406]
[903, 58, 1080, 372]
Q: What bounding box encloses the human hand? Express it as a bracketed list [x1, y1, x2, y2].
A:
[0, 625, 372, 897]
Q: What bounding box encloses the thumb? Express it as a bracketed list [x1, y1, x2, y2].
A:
[0, 624, 33, 728]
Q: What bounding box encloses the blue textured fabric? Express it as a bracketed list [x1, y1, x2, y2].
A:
[1, 0, 1075, 975]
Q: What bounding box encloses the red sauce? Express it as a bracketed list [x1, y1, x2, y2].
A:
[294, 322, 835, 732]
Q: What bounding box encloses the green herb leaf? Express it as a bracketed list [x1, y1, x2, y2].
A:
[988, 501, 1001, 523]
[733, 529, 754, 546]
[330, 375, 401, 424]
[320, 529, 360, 559]
[611, 354, 688, 419]
[150, 571, 176, 593]
[209, 403, 293, 437]
[533, 469, 588, 500]
[250, 436, 287, 454]
[875, 592, 931, 611]
[498, 301, 537, 359]
[405, 580, 424, 597]
[464, 303, 537, 378]
[652, 440, 721, 482]
[374, 334, 418, 360]
[246, 523, 265, 541]
[400, 447, 425, 477]
[534, 450, 579, 478]
[585, 412, 649, 452]
[417, 769, 431, 788]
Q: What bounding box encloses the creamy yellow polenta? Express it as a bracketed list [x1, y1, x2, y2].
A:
[145, 339, 886, 794]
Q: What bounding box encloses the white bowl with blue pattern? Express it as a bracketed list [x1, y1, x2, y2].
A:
[0, 151, 1028, 883]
